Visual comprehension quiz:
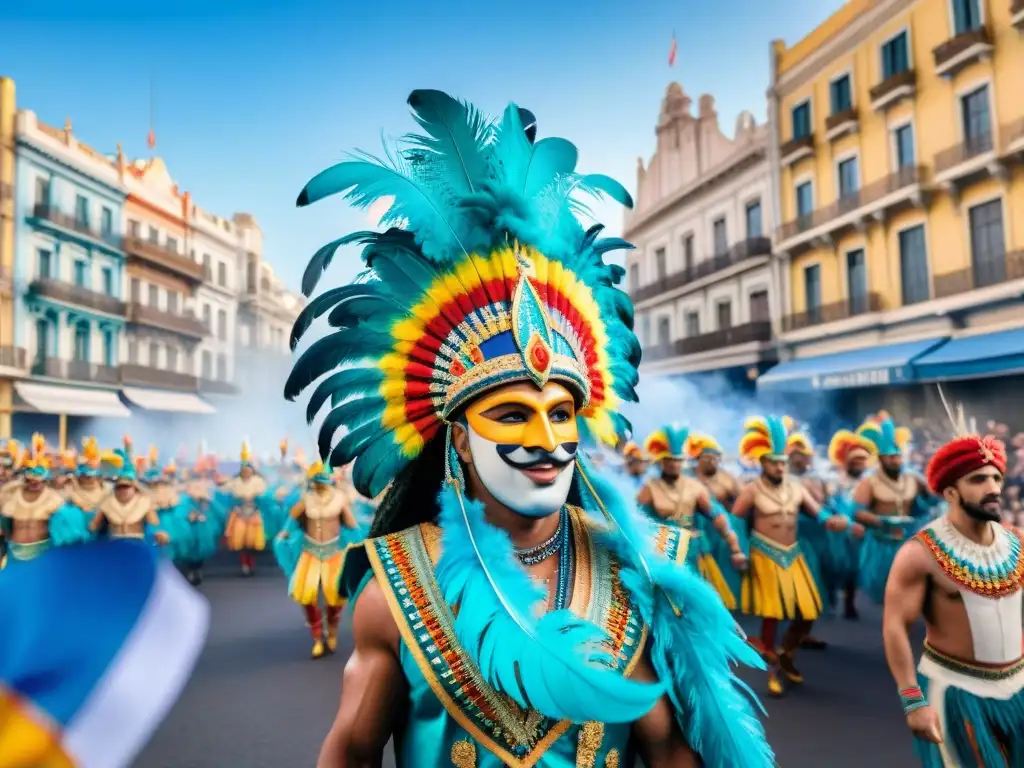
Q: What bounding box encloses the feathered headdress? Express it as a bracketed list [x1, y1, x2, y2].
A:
[1, 439, 19, 468]
[785, 427, 814, 457]
[280, 438, 288, 459]
[283, 89, 639, 499]
[60, 448, 78, 471]
[685, 432, 724, 459]
[306, 460, 333, 485]
[123, 435, 133, 458]
[855, 411, 911, 457]
[925, 384, 1007, 493]
[77, 437, 102, 476]
[20, 434, 51, 480]
[164, 460, 178, 478]
[644, 424, 690, 461]
[827, 429, 876, 468]
[239, 440, 255, 472]
[621, 441, 646, 462]
[102, 449, 139, 485]
[738, 416, 793, 466]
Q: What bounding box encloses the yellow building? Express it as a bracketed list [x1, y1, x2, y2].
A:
[0, 78, 19, 438]
[758, 0, 1024, 419]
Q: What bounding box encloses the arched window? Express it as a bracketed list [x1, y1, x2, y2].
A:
[74, 321, 90, 362]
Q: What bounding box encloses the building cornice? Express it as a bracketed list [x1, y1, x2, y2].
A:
[16, 137, 126, 199]
[125, 193, 186, 230]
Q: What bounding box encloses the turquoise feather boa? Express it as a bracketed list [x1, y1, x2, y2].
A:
[433, 482, 663, 724]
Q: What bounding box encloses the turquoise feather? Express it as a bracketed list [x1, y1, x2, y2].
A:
[300, 231, 378, 298]
[290, 284, 391, 348]
[661, 424, 690, 456]
[405, 90, 494, 195]
[767, 416, 788, 455]
[433, 483, 663, 723]
[285, 328, 392, 400]
[305, 368, 384, 423]
[523, 137, 578, 197]
[352, 432, 407, 499]
[327, 421, 381, 467]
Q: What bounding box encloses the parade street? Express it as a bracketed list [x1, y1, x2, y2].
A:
[136, 556, 918, 768]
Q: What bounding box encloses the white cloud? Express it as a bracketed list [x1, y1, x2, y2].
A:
[367, 196, 394, 229]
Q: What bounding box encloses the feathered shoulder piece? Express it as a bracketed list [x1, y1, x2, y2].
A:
[685, 432, 723, 459]
[644, 424, 689, 461]
[284, 89, 641, 498]
[827, 429, 877, 467]
[738, 415, 792, 466]
[855, 411, 911, 457]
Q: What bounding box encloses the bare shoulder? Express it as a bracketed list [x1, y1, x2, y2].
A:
[891, 535, 934, 577]
[351, 574, 401, 654]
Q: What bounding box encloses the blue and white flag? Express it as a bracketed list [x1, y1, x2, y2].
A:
[0, 539, 209, 767]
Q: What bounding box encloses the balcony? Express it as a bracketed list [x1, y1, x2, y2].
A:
[780, 134, 815, 167]
[30, 356, 119, 385]
[28, 204, 122, 252]
[933, 27, 993, 78]
[776, 166, 927, 255]
[630, 236, 771, 304]
[126, 302, 207, 340]
[28, 277, 126, 316]
[123, 235, 205, 284]
[1003, 118, 1024, 159]
[0, 346, 28, 373]
[870, 69, 916, 112]
[199, 377, 240, 395]
[119, 363, 199, 392]
[933, 131, 1002, 193]
[644, 321, 773, 362]
[782, 293, 884, 333]
[933, 251, 1024, 300]
[825, 108, 859, 142]
[1014, 0, 1024, 29]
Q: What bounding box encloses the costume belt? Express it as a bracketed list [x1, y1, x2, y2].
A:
[750, 531, 803, 569]
[923, 643, 1024, 681]
[8, 538, 52, 561]
[109, 531, 146, 540]
[302, 535, 341, 559]
[237, 502, 257, 517]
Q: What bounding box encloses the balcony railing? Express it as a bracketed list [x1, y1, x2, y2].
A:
[30, 204, 122, 251]
[825, 107, 859, 141]
[126, 302, 207, 339]
[933, 26, 993, 77]
[0, 346, 28, 371]
[28, 277, 126, 316]
[123, 235, 205, 283]
[933, 250, 1024, 300]
[643, 321, 773, 362]
[935, 131, 994, 176]
[120, 363, 199, 391]
[869, 69, 917, 111]
[30, 356, 118, 384]
[630, 236, 771, 303]
[199, 377, 240, 395]
[781, 293, 884, 333]
[780, 134, 815, 165]
[777, 166, 925, 244]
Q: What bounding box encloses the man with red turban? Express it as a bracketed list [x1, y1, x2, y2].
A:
[882, 431, 1024, 767]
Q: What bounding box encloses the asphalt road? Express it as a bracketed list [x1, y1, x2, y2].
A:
[136, 554, 918, 768]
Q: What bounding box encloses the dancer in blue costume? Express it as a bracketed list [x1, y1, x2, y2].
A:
[176, 455, 228, 586]
[89, 449, 172, 549]
[852, 412, 942, 605]
[141, 450, 192, 564]
[824, 428, 875, 620]
[288, 90, 773, 768]
[638, 424, 748, 610]
[0, 435, 90, 569]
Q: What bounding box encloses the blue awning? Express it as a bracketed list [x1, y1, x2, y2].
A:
[914, 328, 1024, 381]
[756, 337, 947, 392]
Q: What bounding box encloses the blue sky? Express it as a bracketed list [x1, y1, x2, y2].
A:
[1, 0, 843, 294]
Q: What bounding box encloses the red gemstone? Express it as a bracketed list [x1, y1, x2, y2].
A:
[450, 359, 466, 377]
[530, 341, 550, 372]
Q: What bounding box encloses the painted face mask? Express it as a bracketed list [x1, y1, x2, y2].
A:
[464, 382, 579, 518]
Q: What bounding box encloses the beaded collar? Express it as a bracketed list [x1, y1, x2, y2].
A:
[916, 516, 1024, 598]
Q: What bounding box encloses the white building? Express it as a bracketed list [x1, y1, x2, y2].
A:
[235, 215, 302, 355]
[188, 203, 238, 389]
[623, 83, 779, 386]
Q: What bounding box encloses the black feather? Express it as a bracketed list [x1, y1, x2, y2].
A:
[284, 328, 392, 401]
[305, 368, 385, 423]
[301, 231, 379, 297]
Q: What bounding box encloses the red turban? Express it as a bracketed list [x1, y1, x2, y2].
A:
[925, 434, 1007, 494]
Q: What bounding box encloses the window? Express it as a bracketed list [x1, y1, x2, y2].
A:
[37, 249, 52, 279]
[103, 330, 114, 367]
[629, 264, 639, 292]
[712, 218, 728, 255]
[167, 292, 178, 313]
[148, 225, 159, 244]
[166, 237, 178, 254]
[804, 264, 822, 320]
[791, 101, 811, 140]
[150, 343, 161, 368]
[75, 195, 89, 226]
[217, 262, 227, 287]
[684, 311, 700, 337]
[749, 290, 770, 322]
[640, 315, 650, 346]
[830, 74, 852, 114]
[73, 322, 90, 362]
[127, 339, 138, 364]
[683, 234, 694, 271]
[128, 219, 140, 238]
[745, 200, 763, 238]
[961, 85, 992, 153]
[35, 318, 50, 361]
[716, 301, 732, 330]
[202, 304, 211, 326]
[147, 284, 159, 307]
[201, 350, 212, 379]
[130, 278, 141, 302]
[846, 249, 868, 313]
[838, 156, 860, 199]
[969, 200, 1006, 288]
[656, 317, 671, 347]
[796, 181, 814, 218]
[100, 207, 113, 235]
[655, 248, 667, 280]
[203, 253, 212, 275]
[881, 31, 910, 79]
[952, 0, 982, 35]
[895, 124, 915, 169]
[898, 225, 930, 305]
[216, 353, 227, 381]
[34, 177, 50, 207]
[101, 267, 113, 295]
[167, 347, 178, 372]
[217, 309, 227, 340]
[73, 261, 87, 287]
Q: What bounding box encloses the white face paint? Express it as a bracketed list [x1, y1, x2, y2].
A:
[466, 424, 575, 518]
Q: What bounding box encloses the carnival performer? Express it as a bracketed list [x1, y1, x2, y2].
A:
[62, 437, 109, 525]
[733, 415, 849, 696]
[619, 440, 648, 490]
[53, 449, 76, 490]
[853, 412, 940, 606]
[290, 89, 772, 768]
[141, 452, 192, 564]
[638, 424, 747, 609]
[690, 432, 740, 509]
[273, 461, 367, 658]
[882, 420, 1023, 767]
[89, 449, 171, 547]
[218, 442, 278, 576]
[0, 436, 89, 568]
[177, 455, 227, 585]
[824, 428, 876, 620]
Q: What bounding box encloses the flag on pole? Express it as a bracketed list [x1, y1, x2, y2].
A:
[146, 128, 156, 150]
[668, 31, 678, 67]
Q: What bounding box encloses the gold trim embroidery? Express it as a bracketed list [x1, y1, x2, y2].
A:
[605, 748, 620, 767]
[450, 740, 477, 768]
[575, 722, 604, 768]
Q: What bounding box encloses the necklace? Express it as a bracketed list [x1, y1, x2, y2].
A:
[517, 507, 573, 611]
[917, 516, 1024, 597]
[515, 508, 567, 565]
